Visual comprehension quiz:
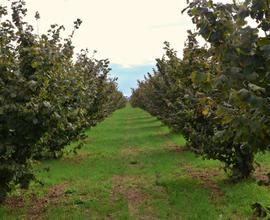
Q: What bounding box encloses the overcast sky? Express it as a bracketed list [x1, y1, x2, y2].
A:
[2, 0, 231, 96]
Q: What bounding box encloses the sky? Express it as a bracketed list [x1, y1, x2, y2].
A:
[2, 0, 231, 96]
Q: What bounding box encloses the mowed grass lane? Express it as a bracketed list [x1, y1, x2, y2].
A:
[1, 105, 270, 219]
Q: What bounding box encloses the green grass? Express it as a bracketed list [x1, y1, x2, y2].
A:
[1, 104, 270, 219]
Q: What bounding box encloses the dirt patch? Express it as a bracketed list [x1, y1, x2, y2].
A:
[5, 195, 25, 210]
[120, 147, 143, 157]
[26, 194, 47, 220]
[254, 166, 270, 187]
[110, 175, 154, 219]
[29, 182, 68, 219]
[5, 182, 68, 220]
[166, 143, 188, 153]
[63, 153, 90, 165]
[155, 131, 167, 138]
[183, 165, 223, 201]
[45, 182, 68, 203]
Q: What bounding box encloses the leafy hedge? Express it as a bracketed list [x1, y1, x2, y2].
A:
[0, 0, 126, 202]
[131, 0, 270, 181]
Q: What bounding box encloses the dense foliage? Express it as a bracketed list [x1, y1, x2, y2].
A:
[0, 0, 126, 202]
[131, 0, 270, 181]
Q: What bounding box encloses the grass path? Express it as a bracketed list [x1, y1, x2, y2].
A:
[1, 105, 270, 219]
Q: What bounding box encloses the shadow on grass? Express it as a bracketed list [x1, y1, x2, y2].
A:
[128, 117, 159, 123]
[154, 177, 220, 219]
[130, 118, 160, 124]
[127, 124, 166, 132]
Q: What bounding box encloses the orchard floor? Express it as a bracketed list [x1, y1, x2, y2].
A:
[1, 105, 270, 220]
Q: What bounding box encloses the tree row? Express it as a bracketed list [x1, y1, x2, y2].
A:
[0, 0, 126, 202]
[131, 0, 270, 182]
